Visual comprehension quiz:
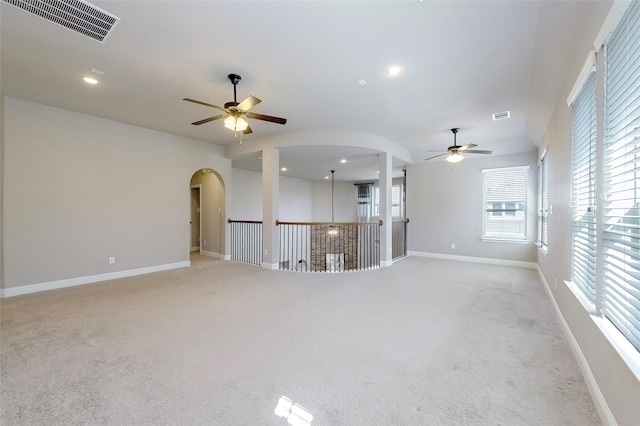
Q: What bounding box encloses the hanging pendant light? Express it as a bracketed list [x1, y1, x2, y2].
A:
[328, 170, 338, 235]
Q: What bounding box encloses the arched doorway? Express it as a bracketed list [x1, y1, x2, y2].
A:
[190, 168, 225, 258]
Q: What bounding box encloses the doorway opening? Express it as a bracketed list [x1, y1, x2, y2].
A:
[189, 168, 226, 259]
[190, 184, 202, 252]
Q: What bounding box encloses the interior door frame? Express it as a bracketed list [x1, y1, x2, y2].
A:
[190, 184, 202, 253]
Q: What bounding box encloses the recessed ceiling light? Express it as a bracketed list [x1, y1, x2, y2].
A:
[281, 167, 287, 171]
[357, 79, 367, 85]
[340, 159, 347, 163]
[325, 176, 329, 179]
[386, 66, 402, 76]
[83, 77, 99, 85]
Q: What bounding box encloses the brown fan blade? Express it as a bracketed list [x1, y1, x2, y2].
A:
[424, 153, 449, 161]
[243, 125, 253, 135]
[237, 95, 262, 112]
[191, 115, 224, 125]
[246, 112, 287, 125]
[464, 150, 493, 155]
[458, 144, 478, 151]
[183, 98, 226, 112]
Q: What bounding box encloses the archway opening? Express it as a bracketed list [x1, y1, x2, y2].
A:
[189, 168, 226, 259]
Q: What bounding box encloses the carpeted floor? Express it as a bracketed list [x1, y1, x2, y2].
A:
[0, 255, 601, 425]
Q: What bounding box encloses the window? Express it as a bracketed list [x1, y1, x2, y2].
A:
[571, 71, 597, 302]
[537, 150, 549, 251]
[602, 0, 640, 351]
[372, 183, 404, 218]
[568, 0, 640, 353]
[482, 166, 529, 241]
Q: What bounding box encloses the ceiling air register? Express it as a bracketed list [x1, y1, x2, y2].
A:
[2, 0, 120, 43]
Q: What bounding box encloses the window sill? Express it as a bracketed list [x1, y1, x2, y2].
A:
[535, 241, 548, 256]
[481, 237, 529, 244]
[564, 280, 640, 382]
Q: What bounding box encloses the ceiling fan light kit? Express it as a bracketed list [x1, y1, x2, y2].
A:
[446, 152, 464, 163]
[224, 115, 249, 132]
[183, 73, 287, 138]
[424, 127, 493, 162]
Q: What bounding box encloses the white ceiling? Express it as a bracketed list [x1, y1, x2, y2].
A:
[0, 0, 612, 181]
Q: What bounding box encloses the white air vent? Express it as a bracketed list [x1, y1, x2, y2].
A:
[492, 110, 511, 121]
[2, 0, 120, 43]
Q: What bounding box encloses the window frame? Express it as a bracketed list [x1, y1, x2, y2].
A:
[481, 166, 529, 243]
[537, 149, 549, 253]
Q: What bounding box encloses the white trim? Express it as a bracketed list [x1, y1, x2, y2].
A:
[190, 246, 200, 252]
[564, 280, 599, 316]
[537, 268, 616, 426]
[480, 237, 529, 244]
[564, 282, 640, 382]
[222, 254, 231, 260]
[594, 0, 632, 50]
[407, 251, 536, 269]
[380, 259, 393, 267]
[200, 250, 222, 258]
[539, 147, 548, 163]
[481, 165, 530, 174]
[0, 261, 191, 298]
[567, 51, 596, 106]
[261, 262, 279, 270]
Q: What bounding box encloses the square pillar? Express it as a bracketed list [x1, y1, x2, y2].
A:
[262, 148, 280, 269]
[379, 152, 393, 267]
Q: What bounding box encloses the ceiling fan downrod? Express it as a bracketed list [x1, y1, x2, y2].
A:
[228, 73, 241, 104]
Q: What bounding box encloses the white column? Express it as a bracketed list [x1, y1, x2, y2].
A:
[379, 152, 393, 267]
[262, 147, 280, 270]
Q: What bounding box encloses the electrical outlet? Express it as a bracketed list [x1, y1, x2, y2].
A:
[264, 249, 268, 256]
[451, 243, 456, 250]
[203, 240, 206, 246]
[108, 257, 115, 264]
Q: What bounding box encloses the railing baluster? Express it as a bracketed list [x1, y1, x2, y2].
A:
[228, 220, 384, 271]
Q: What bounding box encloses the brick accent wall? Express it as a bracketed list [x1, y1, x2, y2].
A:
[310, 224, 358, 271]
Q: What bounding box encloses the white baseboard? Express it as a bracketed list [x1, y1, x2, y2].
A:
[190, 246, 200, 252]
[381, 259, 393, 267]
[261, 262, 279, 270]
[0, 261, 191, 298]
[536, 267, 615, 426]
[200, 250, 222, 258]
[222, 254, 231, 260]
[407, 250, 537, 269]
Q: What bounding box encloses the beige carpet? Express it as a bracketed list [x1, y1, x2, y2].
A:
[1, 255, 601, 425]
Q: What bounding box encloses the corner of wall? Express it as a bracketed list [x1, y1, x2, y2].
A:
[0, 95, 5, 290]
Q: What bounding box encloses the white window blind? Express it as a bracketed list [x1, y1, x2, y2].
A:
[571, 71, 597, 303]
[482, 166, 528, 240]
[537, 151, 549, 250]
[603, 0, 640, 351]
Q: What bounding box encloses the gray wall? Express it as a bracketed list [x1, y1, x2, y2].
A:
[311, 180, 358, 223]
[230, 168, 313, 222]
[406, 151, 538, 263]
[2, 97, 231, 289]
